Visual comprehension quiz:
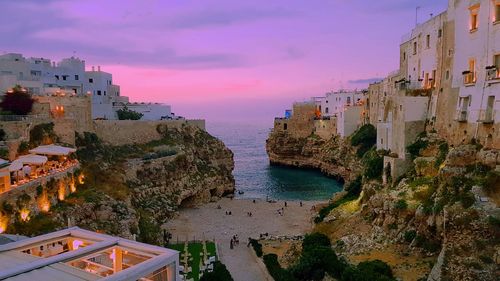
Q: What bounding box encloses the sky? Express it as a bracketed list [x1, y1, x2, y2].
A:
[1, 0, 448, 124]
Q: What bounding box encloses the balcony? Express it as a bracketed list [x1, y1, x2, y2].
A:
[462, 71, 476, 85]
[455, 109, 468, 122]
[486, 66, 500, 82]
[477, 109, 495, 124]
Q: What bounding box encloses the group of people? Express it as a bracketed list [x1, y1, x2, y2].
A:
[230, 234, 239, 249]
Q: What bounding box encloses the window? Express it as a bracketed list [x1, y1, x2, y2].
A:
[347, 97, 351, 105]
[103, 91, 106, 96]
[55, 75, 59, 80]
[495, 3, 500, 22]
[446, 70, 450, 80]
[469, 5, 479, 31]
[431, 69, 437, 87]
[325, 107, 329, 114]
[413, 41, 417, 55]
[426, 34, 430, 48]
[464, 58, 476, 84]
[495, 54, 500, 78]
[75, 75, 79, 80]
[97, 90, 101, 95]
[89, 78, 94, 83]
[403, 52, 406, 61]
[62, 75, 67, 81]
[438, 29, 442, 38]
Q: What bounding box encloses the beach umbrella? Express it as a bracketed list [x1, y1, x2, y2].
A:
[18, 154, 48, 165]
[8, 160, 23, 172]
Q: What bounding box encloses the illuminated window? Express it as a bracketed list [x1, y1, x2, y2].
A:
[495, 3, 500, 22]
[494, 54, 500, 77]
[464, 58, 476, 84]
[469, 5, 479, 31]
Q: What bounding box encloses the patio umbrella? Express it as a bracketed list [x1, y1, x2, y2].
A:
[29, 144, 76, 156]
[8, 160, 23, 172]
[17, 154, 48, 165]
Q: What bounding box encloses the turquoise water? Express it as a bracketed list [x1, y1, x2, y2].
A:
[206, 122, 343, 201]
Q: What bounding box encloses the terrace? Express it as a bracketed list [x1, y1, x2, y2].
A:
[0, 227, 180, 281]
[0, 145, 79, 196]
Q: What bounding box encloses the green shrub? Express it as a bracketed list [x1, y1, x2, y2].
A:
[302, 233, 331, 251]
[434, 142, 449, 168]
[0, 148, 7, 159]
[362, 148, 383, 180]
[351, 124, 377, 157]
[315, 194, 358, 223]
[116, 106, 144, 120]
[344, 176, 362, 197]
[406, 132, 428, 159]
[200, 261, 234, 281]
[263, 254, 295, 281]
[404, 230, 417, 243]
[249, 238, 263, 257]
[415, 235, 441, 253]
[8, 213, 61, 236]
[394, 199, 408, 210]
[459, 192, 475, 208]
[137, 211, 162, 246]
[17, 141, 29, 154]
[29, 123, 58, 146]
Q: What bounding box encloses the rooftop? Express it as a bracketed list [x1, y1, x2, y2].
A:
[0, 227, 179, 281]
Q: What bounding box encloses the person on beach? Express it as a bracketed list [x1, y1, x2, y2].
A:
[284, 201, 287, 207]
[300, 201, 303, 207]
[253, 199, 256, 203]
[230, 239, 233, 249]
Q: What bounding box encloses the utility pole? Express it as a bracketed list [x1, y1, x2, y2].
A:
[415, 6, 421, 27]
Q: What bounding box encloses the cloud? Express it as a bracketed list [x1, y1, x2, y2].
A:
[167, 7, 296, 29]
[348, 78, 383, 84]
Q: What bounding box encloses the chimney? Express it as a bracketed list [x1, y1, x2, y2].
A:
[98, 65, 101, 72]
[92, 66, 95, 71]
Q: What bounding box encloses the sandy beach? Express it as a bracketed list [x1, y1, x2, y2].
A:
[164, 198, 323, 281]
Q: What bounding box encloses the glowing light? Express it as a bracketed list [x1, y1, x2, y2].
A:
[72, 239, 84, 250]
[58, 182, 66, 201]
[78, 174, 85, 184]
[70, 181, 76, 193]
[20, 209, 30, 222]
[0, 215, 8, 233]
[38, 191, 50, 212]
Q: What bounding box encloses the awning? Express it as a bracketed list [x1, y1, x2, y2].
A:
[17, 154, 48, 165]
[8, 160, 23, 172]
[29, 145, 77, 156]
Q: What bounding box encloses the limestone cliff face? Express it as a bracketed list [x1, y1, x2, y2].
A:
[126, 125, 235, 221]
[266, 131, 362, 182]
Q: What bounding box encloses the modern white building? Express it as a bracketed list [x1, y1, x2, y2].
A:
[0, 227, 180, 281]
[319, 90, 365, 117]
[0, 54, 173, 120]
[451, 0, 499, 125]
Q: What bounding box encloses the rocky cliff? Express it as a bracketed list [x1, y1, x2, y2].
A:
[5, 124, 235, 243]
[266, 131, 362, 183]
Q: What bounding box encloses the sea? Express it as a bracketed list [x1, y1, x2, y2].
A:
[206, 122, 343, 201]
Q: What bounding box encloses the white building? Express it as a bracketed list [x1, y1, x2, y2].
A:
[319, 90, 365, 117]
[451, 0, 499, 125]
[0, 227, 180, 281]
[0, 53, 173, 120]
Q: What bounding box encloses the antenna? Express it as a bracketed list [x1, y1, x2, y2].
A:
[415, 6, 421, 27]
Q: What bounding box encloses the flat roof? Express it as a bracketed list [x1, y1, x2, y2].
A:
[0, 227, 179, 281]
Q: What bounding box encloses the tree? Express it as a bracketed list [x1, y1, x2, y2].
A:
[200, 261, 234, 281]
[116, 106, 143, 120]
[0, 85, 35, 115]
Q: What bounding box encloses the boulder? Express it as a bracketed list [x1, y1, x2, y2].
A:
[445, 145, 477, 167]
[415, 156, 439, 177]
[477, 149, 498, 168]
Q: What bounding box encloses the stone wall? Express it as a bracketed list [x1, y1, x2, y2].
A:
[314, 118, 337, 140]
[93, 119, 206, 145]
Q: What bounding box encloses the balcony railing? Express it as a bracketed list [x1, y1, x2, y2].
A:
[463, 72, 476, 85]
[455, 109, 468, 122]
[477, 109, 495, 124]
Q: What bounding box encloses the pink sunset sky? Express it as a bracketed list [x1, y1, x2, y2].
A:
[2, 0, 448, 124]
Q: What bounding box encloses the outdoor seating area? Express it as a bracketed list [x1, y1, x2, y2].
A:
[168, 241, 217, 281]
[0, 144, 78, 195]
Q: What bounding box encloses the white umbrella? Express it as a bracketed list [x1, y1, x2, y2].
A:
[29, 144, 76, 156]
[8, 159, 23, 172]
[17, 154, 48, 165]
[0, 159, 7, 166]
